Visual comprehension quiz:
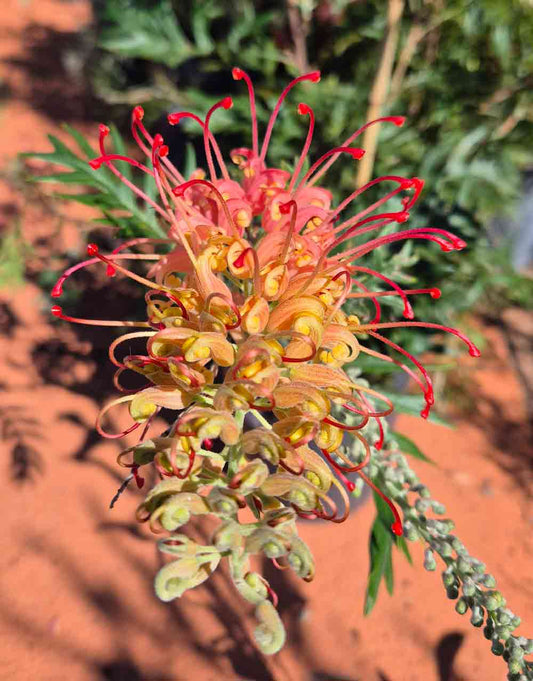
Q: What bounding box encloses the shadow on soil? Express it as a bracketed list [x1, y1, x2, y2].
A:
[1, 276, 527, 678]
[450, 313, 533, 497]
[1, 512, 284, 681]
[6, 24, 102, 122]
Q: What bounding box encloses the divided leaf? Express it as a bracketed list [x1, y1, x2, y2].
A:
[23, 125, 165, 238]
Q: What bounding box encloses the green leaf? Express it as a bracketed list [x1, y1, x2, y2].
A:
[98, 0, 199, 68]
[364, 514, 393, 615]
[395, 535, 413, 565]
[384, 545, 394, 595]
[23, 128, 166, 238]
[62, 123, 96, 159]
[391, 432, 435, 465]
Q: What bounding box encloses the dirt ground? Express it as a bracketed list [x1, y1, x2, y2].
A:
[1, 1, 532, 680]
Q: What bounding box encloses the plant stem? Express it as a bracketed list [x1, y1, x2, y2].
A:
[356, 0, 405, 188]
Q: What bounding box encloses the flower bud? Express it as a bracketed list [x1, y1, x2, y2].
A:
[523, 638, 533, 654]
[483, 623, 494, 640]
[431, 501, 446, 515]
[446, 585, 459, 600]
[287, 536, 315, 581]
[213, 520, 244, 552]
[423, 549, 436, 571]
[442, 567, 455, 587]
[470, 605, 484, 627]
[480, 573, 496, 588]
[254, 601, 286, 655]
[462, 577, 476, 598]
[415, 499, 431, 514]
[491, 639, 504, 656]
[483, 590, 505, 611]
[455, 597, 468, 615]
[457, 556, 473, 575]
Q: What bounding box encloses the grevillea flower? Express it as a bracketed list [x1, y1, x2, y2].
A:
[51, 68, 480, 654]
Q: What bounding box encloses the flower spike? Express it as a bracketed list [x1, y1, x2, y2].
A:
[51, 68, 480, 656]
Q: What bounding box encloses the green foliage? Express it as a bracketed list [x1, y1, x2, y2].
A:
[364, 489, 412, 614]
[24, 124, 165, 238]
[364, 500, 394, 615]
[97, 0, 223, 67]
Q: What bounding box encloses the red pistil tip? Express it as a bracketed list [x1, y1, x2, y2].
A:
[391, 521, 403, 536]
[221, 96, 233, 110]
[430, 288, 441, 299]
[202, 438, 213, 450]
[400, 179, 414, 190]
[308, 71, 321, 83]
[391, 116, 406, 127]
[167, 113, 181, 125]
[396, 211, 410, 223]
[420, 404, 431, 419]
[297, 102, 311, 115]
[89, 158, 103, 170]
[469, 345, 481, 358]
[87, 243, 99, 256]
[159, 144, 169, 158]
[106, 265, 116, 278]
[279, 200, 294, 215]
[51, 282, 62, 297]
[133, 105, 144, 120]
[233, 248, 251, 268]
[51, 305, 62, 317]
[403, 302, 414, 319]
[232, 67, 244, 80]
[346, 481, 355, 492]
[99, 123, 110, 136]
[350, 148, 365, 159]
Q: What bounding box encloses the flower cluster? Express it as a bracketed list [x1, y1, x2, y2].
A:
[51, 68, 479, 654]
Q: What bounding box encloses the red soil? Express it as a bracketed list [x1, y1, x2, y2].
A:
[1, 2, 532, 680]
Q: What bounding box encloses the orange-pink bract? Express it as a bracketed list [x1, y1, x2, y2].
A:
[51, 68, 479, 654]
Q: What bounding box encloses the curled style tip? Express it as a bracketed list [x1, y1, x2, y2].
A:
[297, 103, 312, 116]
[391, 116, 406, 127]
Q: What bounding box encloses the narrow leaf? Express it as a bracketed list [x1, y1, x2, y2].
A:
[364, 515, 393, 616]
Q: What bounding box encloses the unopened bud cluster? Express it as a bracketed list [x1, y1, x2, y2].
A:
[366, 425, 533, 680]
